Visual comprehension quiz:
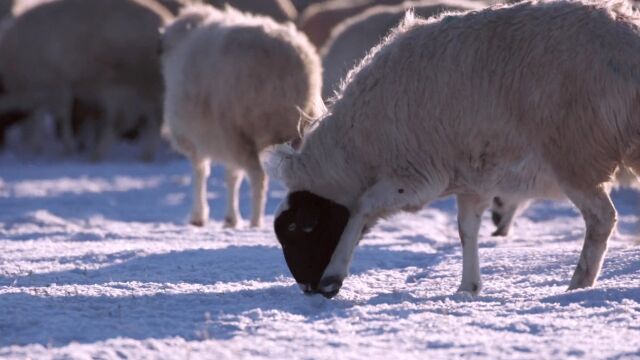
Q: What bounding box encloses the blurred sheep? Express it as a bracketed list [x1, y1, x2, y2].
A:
[161, 4, 322, 227]
[0, 0, 172, 160]
[291, 0, 323, 13]
[298, 0, 405, 48]
[206, 0, 298, 22]
[321, 0, 484, 99]
[157, 0, 197, 14]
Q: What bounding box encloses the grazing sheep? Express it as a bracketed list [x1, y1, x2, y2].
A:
[321, 0, 484, 99]
[299, 0, 404, 49]
[267, 0, 640, 298]
[162, 5, 322, 228]
[0, 0, 171, 158]
[206, 0, 298, 22]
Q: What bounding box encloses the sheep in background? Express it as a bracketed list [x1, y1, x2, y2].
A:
[321, 0, 484, 99]
[0, 0, 171, 159]
[157, 0, 197, 14]
[11, 0, 54, 15]
[291, 0, 323, 13]
[267, 0, 640, 298]
[73, 84, 163, 161]
[206, 0, 298, 22]
[162, 5, 322, 228]
[299, 0, 405, 49]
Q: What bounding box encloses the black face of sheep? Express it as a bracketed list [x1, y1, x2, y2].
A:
[274, 191, 350, 298]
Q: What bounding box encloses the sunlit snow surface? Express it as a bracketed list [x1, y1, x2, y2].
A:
[1, 149, 639, 359]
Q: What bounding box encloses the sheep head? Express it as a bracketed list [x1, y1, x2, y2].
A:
[274, 190, 350, 298]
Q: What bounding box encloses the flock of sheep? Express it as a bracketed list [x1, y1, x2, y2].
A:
[1, 0, 638, 298]
[0, 0, 484, 226]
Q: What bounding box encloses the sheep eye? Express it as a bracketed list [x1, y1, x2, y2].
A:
[302, 226, 314, 233]
[288, 223, 296, 231]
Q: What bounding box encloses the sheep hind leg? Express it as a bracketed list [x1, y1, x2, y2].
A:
[190, 159, 211, 227]
[247, 163, 267, 228]
[563, 185, 617, 290]
[456, 193, 491, 295]
[223, 166, 243, 228]
[490, 196, 531, 237]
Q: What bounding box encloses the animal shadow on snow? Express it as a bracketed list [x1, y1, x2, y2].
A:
[0, 243, 452, 347]
[541, 287, 640, 308]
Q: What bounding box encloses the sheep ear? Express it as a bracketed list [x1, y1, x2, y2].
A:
[259, 143, 299, 186]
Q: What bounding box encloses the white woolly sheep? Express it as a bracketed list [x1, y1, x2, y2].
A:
[267, 0, 640, 298]
[161, 5, 322, 228]
[321, 0, 484, 99]
[0, 0, 171, 159]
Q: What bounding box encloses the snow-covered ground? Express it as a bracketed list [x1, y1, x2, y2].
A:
[1, 148, 639, 359]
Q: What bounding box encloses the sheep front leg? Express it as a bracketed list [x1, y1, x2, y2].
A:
[319, 178, 447, 296]
[564, 186, 617, 290]
[456, 193, 490, 295]
[223, 167, 242, 228]
[247, 165, 267, 228]
[190, 159, 211, 227]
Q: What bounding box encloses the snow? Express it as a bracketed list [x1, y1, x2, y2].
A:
[1, 150, 639, 359]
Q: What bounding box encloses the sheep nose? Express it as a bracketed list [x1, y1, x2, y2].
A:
[317, 276, 343, 299]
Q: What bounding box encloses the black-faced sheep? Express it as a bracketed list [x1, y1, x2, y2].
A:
[161, 5, 322, 228]
[267, 0, 640, 298]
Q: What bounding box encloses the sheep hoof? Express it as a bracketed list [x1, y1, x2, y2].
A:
[250, 219, 263, 228]
[491, 210, 502, 226]
[567, 269, 595, 291]
[456, 282, 481, 296]
[491, 227, 509, 237]
[223, 217, 238, 228]
[189, 218, 207, 227]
